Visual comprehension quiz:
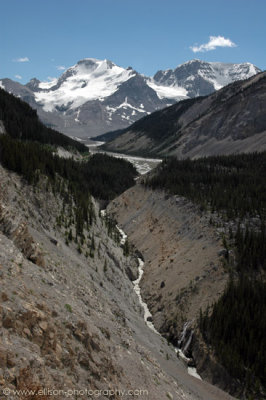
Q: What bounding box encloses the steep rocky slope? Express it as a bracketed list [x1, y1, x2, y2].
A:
[102, 71, 266, 158]
[0, 165, 235, 400]
[108, 183, 239, 394]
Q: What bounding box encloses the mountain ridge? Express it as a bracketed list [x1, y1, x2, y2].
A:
[0, 58, 260, 138]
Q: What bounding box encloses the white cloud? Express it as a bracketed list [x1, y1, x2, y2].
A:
[190, 36, 236, 53]
[15, 74, 22, 80]
[13, 57, 30, 62]
[56, 65, 66, 71]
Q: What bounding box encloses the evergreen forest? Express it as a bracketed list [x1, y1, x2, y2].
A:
[0, 89, 137, 242]
[146, 153, 266, 219]
[0, 88, 87, 152]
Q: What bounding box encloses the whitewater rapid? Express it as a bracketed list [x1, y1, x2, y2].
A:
[133, 258, 159, 334]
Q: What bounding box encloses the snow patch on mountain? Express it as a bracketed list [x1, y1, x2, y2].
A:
[38, 78, 58, 90]
[196, 62, 260, 90]
[116, 97, 147, 113]
[147, 79, 188, 100]
[105, 97, 151, 125]
[74, 108, 81, 123]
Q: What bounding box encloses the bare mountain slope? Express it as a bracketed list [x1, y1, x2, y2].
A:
[102, 71, 266, 158]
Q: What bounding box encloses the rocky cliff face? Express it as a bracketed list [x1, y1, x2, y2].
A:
[0, 165, 235, 400]
[0, 202, 45, 267]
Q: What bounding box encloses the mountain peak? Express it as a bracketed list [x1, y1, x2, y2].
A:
[153, 59, 260, 96]
[27, 77, 40, 84]
[181, 59, 203, 65]
[77, 58, 99, 67]
[26, 78, 41, 91]
[33, 58, 135, 113]
[76, 58, 116, 70]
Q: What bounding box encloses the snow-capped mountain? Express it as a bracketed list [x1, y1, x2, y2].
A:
[151, 59, 260, 97]
[0, 58, 261, 138]
[33, 59, 135, 112]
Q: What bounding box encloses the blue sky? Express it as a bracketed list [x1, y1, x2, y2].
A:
[1, 0, 265, 84]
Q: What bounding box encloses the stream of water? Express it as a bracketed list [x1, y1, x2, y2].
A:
[133, 258, 159, 334]
[113, 220, 202, 380]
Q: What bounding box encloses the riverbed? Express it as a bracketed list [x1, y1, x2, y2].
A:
[87, 141, 161, 175]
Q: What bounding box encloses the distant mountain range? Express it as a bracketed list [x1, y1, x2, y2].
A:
[0, 59, 260, 138]
[101, 71, 266, 158]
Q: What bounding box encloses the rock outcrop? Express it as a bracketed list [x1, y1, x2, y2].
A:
[0, 203, 45, 267]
